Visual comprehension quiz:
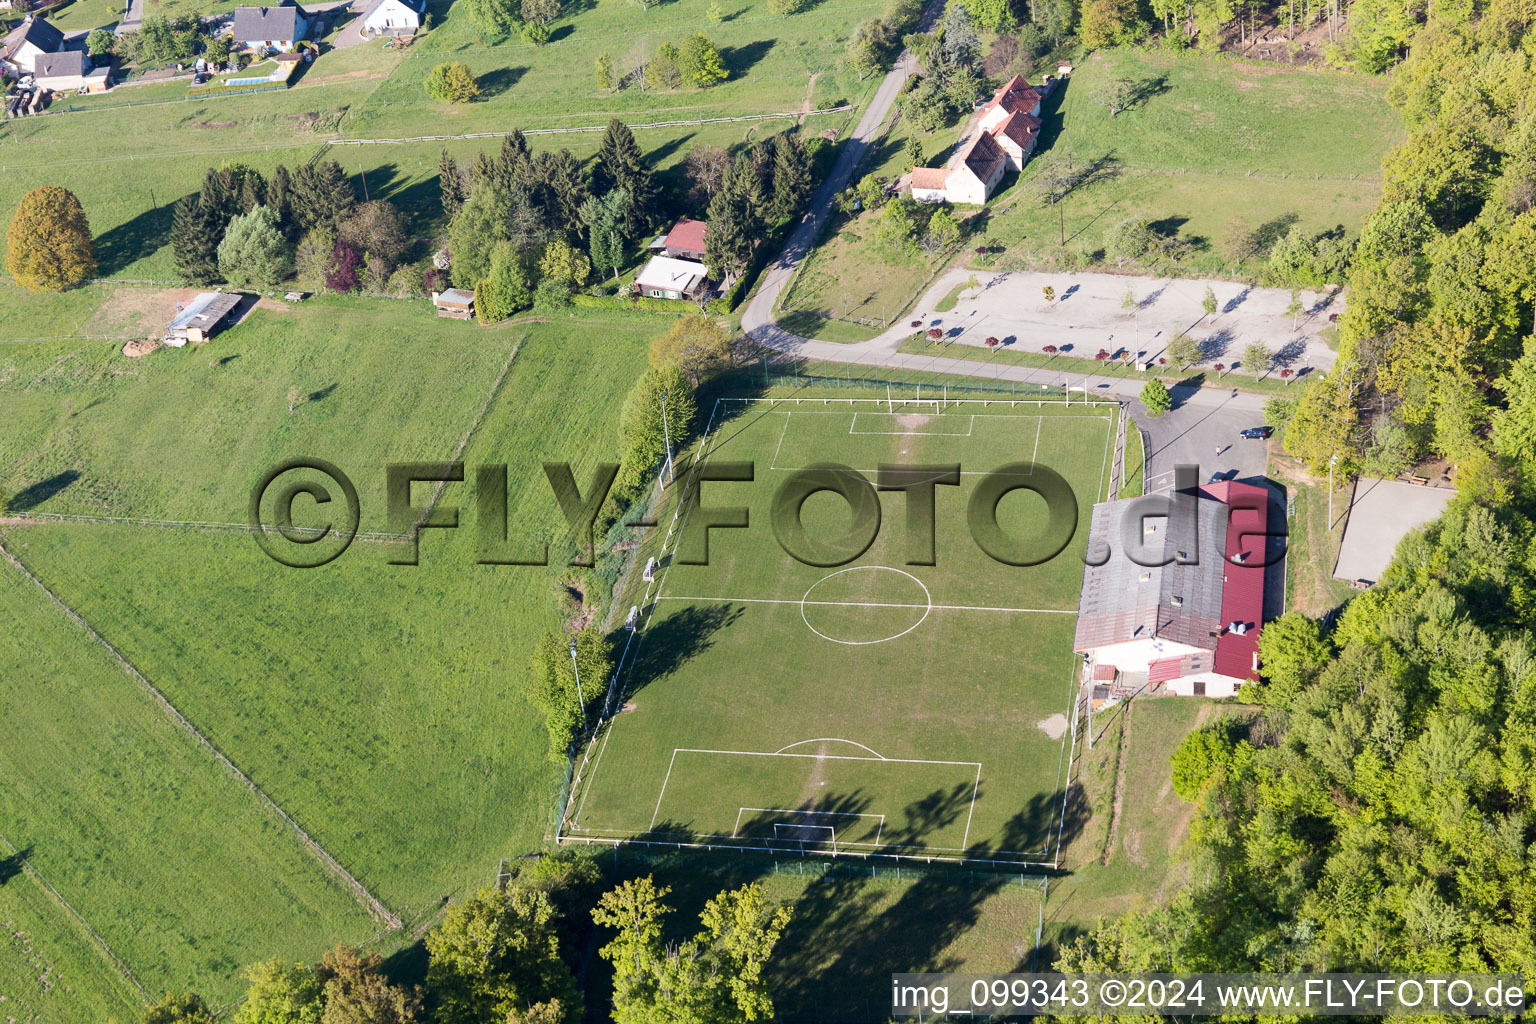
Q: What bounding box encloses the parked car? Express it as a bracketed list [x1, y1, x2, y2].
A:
[1239, 426, 1272, 440]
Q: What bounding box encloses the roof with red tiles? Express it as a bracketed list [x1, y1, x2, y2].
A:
[662, 218, 707, 253]
[1200, 480, 1269, 683]
[989, 110, 1041, 149]
[910, 166, 950, 190]
[983, 74, 1041, 117]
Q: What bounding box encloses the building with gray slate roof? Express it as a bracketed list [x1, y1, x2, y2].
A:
[1074, 481, 1270, 698]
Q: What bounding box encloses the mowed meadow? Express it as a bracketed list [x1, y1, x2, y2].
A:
[982, 48, 1405, 272]
[0, 0, 876, 281]
[0, 300, 658, 1001]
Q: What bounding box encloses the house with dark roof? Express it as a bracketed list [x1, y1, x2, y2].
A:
[232, 2, 309, 50]
[33, 49, 111, 92]
[910, 72, 1056, 206]
[1072, 481, 1270, 698]
[1, 14, 65, 76]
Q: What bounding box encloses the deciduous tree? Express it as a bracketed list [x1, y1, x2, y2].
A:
[426, 886, 579, 1024]
[1140, 378, 1172, 416]
[425, 61, 480, 102]
[650, 314, 731, 384]
[5, 186, 96, 292]
[217, 206, 291, 288]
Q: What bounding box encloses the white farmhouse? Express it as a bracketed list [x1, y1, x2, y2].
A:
[359, 0, 422, 37]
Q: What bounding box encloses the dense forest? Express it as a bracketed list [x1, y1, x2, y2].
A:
[1058, 0, 1536, 986]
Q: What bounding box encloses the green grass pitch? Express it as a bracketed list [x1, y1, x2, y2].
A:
[565, 396, 1119, 865]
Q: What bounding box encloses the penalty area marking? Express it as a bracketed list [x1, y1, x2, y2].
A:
[650, 746, 983, 829]
[774, 737, 887, 758]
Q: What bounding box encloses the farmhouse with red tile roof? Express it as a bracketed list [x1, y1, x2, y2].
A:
[910, 73, 1054, 206]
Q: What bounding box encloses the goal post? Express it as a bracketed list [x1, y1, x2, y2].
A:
[772, 822, 836, 848]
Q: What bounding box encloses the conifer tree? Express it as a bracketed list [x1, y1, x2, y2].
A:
[171, 194, 222, 285]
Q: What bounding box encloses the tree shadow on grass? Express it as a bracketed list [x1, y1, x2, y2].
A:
[618, 602, 743, 703]
[0, 847, 28, 886]
[9, 470, 80, 512]
[94, 200, 176, 277]
[721, 38, 774, 79]
[477, 65, 525, 99]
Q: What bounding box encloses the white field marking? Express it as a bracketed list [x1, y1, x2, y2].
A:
[801, 566, 932, 646]
[961, 763, 983, 849]
[671, 747, 980, 767]
[727, 396, 1120, 410]
[651, 746, 984, 825]
[1098, 409, 1115, 502]
[769, 409, 1112, 474]
[848, 412, 976, 436]
[773, 737, 888, 758]
[773, 822, 836, 842]
[1030, 417, 1043, 464]
[734, 807, 887, 838]
[559, 830, 1061, 862]
[587, 398, 728, 835]
[656, 595, 1076, 614]
[771, 410, 791, 467]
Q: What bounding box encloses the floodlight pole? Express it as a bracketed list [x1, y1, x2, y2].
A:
[660, 392, 673, 485]
[569, 641, 588, 733]
[1328, 454, 1339, 531]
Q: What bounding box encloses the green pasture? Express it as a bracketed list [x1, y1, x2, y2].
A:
[568, 399, 1118, 862]
[1, 304, 657, 1003]
[0, 554, 380, 1004]
[0, 858, 144, 1023]
[980, 47, 1402, 274]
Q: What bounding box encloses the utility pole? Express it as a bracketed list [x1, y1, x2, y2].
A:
[569, 641, 588, 733]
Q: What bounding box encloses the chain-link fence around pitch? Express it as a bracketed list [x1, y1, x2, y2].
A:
[752, 356, 1111, 403]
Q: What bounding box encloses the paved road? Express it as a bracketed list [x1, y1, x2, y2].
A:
[740, 0, 941, 353]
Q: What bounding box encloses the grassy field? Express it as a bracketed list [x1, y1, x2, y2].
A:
[567, 399, 1119, 862]
[0, 0, 872, 282]
[1, 301, 664, 1006]
[0, 858, 144, 1023]
[776, 205, 952, 343]
[779, 46, 1401, 342]
[1041, 696, 1215, 955]
[980, 48, 1401, 277]
[0, 551, 380, 1004]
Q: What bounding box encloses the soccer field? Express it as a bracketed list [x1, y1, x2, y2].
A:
[564, 396, 1119, 865]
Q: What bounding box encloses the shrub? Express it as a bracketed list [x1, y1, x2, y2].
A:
[1140, 377, 1172, 417]
[425, 61, 480, 102]
[324, 243, 363, 293]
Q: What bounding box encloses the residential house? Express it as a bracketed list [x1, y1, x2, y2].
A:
[432, 288, 475, 319]
[634, 255, 710, 301]
[659, 219, 707, 261]
[164, 292, 243, 346]
[359, 0, 422, 37]
[1072, 480, 1271, 698]
[977, 74, 1043, 131]
[1, 14, 65, 77]
[909, 72, 1056, 206]
[911, 131, 1007, 206]
[33, 50, 111, 92]
[231, 2, 309, 50]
